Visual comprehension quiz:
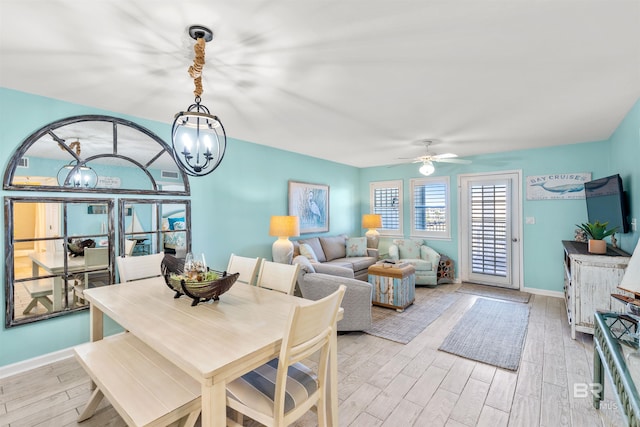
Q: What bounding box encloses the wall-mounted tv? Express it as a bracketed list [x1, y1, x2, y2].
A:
[584, 174, 629, 234]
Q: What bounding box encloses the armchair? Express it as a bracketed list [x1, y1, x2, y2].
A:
[293, 256, 372, 331]
[388, 239, 441, 286]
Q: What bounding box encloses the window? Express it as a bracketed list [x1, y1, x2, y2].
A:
[410, 177, 450, 239]
[370, 180, 403, 235]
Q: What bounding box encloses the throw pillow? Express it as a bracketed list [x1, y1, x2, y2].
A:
[299, 243, 318, 262]
[298, 237, 326, 262]
[346, 237, 367, 257]
[172, 220, 186, 230]
[292, 255, 316, 274]
[168, 217, 185, 230]
[396, 239, 423, 259]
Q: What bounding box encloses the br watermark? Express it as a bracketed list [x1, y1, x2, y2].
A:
[573, 383, 618, 410]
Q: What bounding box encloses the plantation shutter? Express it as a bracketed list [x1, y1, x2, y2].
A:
[373, 186, 400, 231]
[414, 181, 447, 233]
[470, 183, 508, 277]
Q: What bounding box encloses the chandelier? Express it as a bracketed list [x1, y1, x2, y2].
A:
[172, 25, 227, 177]
[56, 139, 98, 188]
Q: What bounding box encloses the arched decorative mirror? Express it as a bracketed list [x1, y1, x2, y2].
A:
[3, 115, 190, 194]
[4, 115, 192, 327]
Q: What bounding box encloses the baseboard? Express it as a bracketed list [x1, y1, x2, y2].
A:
[523, 286, 564, 299]
[0, 347, 74, 379]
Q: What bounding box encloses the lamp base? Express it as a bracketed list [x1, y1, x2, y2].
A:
[365, 229, 380, 249]
[272, 238, 294, 264]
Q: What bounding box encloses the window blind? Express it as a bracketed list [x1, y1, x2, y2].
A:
[470, 183, 508, 277]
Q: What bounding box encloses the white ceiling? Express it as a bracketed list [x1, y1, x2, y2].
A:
[1, 1, 639, 168]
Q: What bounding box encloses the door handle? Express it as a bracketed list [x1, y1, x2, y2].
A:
[512, 238, 519, 242]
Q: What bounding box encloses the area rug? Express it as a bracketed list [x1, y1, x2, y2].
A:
[438, 298, 530, 371]
[456, 282, 531, 303]
[364, 288, 458, 344]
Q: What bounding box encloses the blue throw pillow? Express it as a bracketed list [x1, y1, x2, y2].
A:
[346, 237, 367, 257]
[167, 217, 185, 230]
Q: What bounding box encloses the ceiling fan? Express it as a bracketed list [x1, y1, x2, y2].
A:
[399, 140, 471, 176]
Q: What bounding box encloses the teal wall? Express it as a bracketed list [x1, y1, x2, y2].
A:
[360, 98, 640, 294]
[1, 86, 638, 368]
[609, 99, 640, 252]
[0, 88, 359, 367]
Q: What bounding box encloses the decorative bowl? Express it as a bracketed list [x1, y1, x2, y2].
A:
[165, 270, 238, 306]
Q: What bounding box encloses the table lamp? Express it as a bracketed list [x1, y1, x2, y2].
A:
[269, 216, 300, 264]
[362, 214, 382, 249]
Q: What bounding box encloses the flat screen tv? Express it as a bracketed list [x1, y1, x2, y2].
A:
[583, 174, 629, 234]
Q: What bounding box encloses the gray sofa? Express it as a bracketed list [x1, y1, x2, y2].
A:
[292, 234, 378, 281]
[293, 255, 373, 331]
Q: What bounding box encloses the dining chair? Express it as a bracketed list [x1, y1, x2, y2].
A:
[226, 285, 346, 427]
[116, 251, 164, 283]
[255, 261, 300, 295]
[124, 239, 136, 257]
[226, 253, 263, 286]
[73, 247, 109, 306]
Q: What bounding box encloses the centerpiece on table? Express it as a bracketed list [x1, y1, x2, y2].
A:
[164, 252, 238, 306]
[575, 221, 618, 254]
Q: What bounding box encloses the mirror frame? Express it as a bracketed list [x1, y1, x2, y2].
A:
[117, 198, 192, 261]
[3, 114, 191, 195]
[5, 197, 116, 327]
[4, 115, 192, 327]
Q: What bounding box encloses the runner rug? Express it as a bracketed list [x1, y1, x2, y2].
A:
[438, 298, 530, 370]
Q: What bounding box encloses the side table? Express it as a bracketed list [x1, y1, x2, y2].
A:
[368, 264, 415, 312]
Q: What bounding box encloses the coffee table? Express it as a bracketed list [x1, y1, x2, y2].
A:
[368, 263, 416, 312]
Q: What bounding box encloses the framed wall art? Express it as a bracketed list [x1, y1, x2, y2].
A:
[288, 181, 329, 233]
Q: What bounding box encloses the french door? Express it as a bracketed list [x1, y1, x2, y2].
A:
[459, 171, 522, 289]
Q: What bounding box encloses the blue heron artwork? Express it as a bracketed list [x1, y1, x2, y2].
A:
[288, 181, 329, 233]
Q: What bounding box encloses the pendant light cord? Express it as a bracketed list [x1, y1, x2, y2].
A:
[188, 37, 206, 98]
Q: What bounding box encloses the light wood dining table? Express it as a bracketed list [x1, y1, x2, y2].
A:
[82, 277, 340, 426]
[30, 251, 108, 311]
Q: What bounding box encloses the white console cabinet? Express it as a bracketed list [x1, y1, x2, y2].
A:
[563, 240, 631, 339]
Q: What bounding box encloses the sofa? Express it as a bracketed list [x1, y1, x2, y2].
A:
[387, 239, 441, 286]
[293, 255, 373, 331]
[292, 234, 378, 281]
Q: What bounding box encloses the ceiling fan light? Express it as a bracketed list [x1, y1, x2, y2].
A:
[419, 161, 435, 176]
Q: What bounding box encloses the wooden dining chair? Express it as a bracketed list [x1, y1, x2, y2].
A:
[116, 252, 164, 283]
[124, 239, 137, 257]
[226, 254, 263, 286]
[73, 247, 109, 306]
[255, 261, 300, 295]
[226, 285, 346, 427]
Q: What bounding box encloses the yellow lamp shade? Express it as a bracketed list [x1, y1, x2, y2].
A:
[269, 216, 300, 238]
[362, 214, 382, 229]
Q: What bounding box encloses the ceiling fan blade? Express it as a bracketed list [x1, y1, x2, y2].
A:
[433, 158, 472, 164]
[432, 153, 458, 159]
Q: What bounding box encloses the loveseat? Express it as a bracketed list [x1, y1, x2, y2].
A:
[292, 234, 378, 281]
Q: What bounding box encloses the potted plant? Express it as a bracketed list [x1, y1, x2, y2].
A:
[575, 221, 618, 254]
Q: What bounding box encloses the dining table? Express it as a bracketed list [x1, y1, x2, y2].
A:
[82, 277, 341, 426]
[29, 251, 108, 311]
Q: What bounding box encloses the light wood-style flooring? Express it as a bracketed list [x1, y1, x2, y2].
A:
[0, 284, 627, 427]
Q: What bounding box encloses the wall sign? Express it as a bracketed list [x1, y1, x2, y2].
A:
[526, 173, 592, 200]
[97, 176, 121, 188]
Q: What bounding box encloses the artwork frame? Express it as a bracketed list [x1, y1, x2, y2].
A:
[288, 181, 329, 234]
